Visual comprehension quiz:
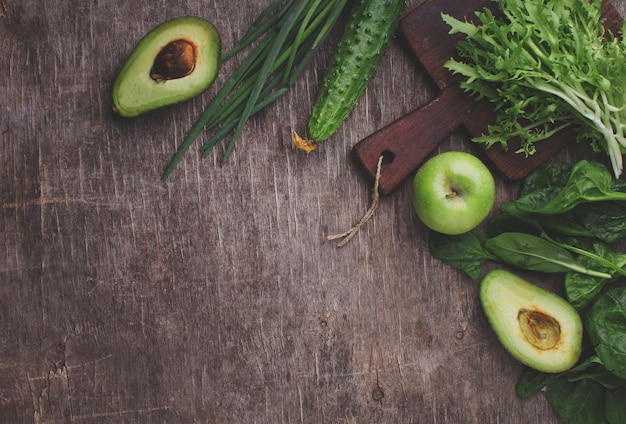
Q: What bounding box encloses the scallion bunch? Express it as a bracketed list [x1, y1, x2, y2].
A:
[162, 0, 349, 180]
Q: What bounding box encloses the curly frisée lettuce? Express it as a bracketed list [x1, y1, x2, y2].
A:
[442, 0, 626, 177]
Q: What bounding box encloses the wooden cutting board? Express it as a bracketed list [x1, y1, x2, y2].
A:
[352, 0, 624, 195]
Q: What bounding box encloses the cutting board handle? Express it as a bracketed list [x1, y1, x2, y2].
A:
[352, 85, 492, 195]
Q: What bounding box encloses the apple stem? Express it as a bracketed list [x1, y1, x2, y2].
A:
[446, 191, 458, 200]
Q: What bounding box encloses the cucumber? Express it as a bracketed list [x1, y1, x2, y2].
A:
[294, 0, 405, 151]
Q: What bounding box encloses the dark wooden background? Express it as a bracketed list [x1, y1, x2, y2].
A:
[2, 0, 624, 422]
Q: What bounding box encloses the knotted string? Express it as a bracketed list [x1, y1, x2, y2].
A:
[327, 155, 384, 247]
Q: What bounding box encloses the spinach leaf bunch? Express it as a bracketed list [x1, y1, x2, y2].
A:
[442, 0, 626, 177]
[428, 161, 626, 423]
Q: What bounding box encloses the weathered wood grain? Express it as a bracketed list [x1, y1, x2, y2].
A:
[1, 0, 624, 423]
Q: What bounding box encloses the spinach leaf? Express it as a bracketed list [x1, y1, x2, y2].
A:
[547, 236, 626, 279]
[428, 231, 494, 279]
[510, 162, 626, 243]
[487, 213, 544, 237]
[500, 186, 563, 214]
[565, 243, 626, 309]
[484, 232, 610, 277]
[566, 356, 626, 389]
[488, 211, 593, 239]
[518, 162, 573, 196]
[515, 367, 559, 398]
[605, 389, 626, 424]
[565, 272, 609, 310]
[546, 377, 609, 424]
[541, 214, 595, 239]
[586, 287, 626, 379]
[516, 354, 616, 397]
[575, 201, 626, 244]
[503, 161, 626, 215]
[583, 369, 626, 390]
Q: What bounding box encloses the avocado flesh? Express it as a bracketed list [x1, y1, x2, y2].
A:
[112, 16, 220, 117]
[480, 269, 583, 373]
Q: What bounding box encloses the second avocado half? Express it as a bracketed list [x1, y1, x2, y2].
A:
[480, 269, 583, 373]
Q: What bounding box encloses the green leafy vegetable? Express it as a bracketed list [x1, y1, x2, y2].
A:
[546, 234, 626, 279]
[518, 161, 573, 196]
[564, 242, 626, 309]
[516, 355, 609, 398]
[428, 231, 495, 279]
[442, 0, 626, 177]
[502, 161, 626, 215]
[605, 389, 626, 424]
[428, 160, 626, 423]
[546, 376, 609, 424]
[586, 287, 626, 379]
[497, 160, 626, 243]
[488, 212, 593, 240]
[515, 366, 558, 398]
[484, 232, 612, 278]
[516, 355, 626, 424]
[575, 202, 626, 244]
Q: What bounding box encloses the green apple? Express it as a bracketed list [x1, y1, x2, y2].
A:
[411, 151, 495, 234]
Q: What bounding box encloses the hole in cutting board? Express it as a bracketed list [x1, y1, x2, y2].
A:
[381, 150, 396, 166]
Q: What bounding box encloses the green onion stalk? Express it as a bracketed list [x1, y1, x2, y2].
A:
[162, 0, 350, 180]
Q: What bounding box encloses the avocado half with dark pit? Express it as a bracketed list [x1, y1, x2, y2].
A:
[112, 16, 220, 117]
[480, 269, 583, 373]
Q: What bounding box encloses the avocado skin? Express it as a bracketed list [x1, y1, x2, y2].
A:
[112, 16, 220, 117]
[480, 269, 583, 373]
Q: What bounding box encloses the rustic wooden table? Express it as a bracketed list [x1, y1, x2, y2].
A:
[2, 1, 624, 422]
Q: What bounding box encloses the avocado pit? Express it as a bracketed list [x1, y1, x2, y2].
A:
[151, 39, 197, 81]
[518, 309, 561, 350]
